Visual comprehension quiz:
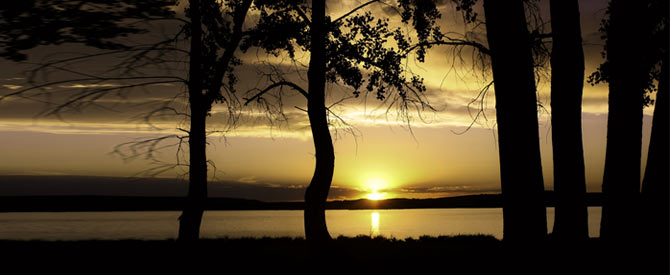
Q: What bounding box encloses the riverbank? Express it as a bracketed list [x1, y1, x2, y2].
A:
[2, 235, 662, 273]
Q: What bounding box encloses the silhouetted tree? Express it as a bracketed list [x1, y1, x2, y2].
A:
[403, 0, 548, 244]
[177, 0, 253, 243]
[244, 0, 431, 247]
[639, 0, 668, 270]
[548, 0, 588, 241]
[0, 0, 255, 242]
[482, 0, 547, 243]
[589, 0, 663, 241]
[641, 60, 669, 272]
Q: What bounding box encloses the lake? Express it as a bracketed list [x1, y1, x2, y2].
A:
[0, 207, 602, 240]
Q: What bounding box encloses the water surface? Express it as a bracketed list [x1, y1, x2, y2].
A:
[0, 207, 602, 240]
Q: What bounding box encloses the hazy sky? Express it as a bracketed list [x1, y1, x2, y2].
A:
[0, 0, 656, 201]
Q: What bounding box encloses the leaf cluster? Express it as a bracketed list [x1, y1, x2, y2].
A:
[0, 0, 177, 61]
[588, 0, 668, 106]
[397, 0, 444, 62]
[245, 1, 432, 104]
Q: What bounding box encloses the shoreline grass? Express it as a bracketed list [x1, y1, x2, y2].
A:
[1, 235, 665, 273]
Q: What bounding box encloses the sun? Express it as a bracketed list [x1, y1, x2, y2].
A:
[367, 190, 385, 200]
[364, 177, 389, 200]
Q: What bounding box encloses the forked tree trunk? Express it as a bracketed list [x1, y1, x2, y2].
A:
[482, 0, 547, 244]
[549, 0, 588, 240]
[178, 0, 207, 242]
[304, 0, 333, 246]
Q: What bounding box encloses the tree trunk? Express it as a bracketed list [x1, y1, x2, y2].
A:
[599, 0, 648, 240]
[482, 0, 547, 244]
[178, 0, 207, 242]
[640, 60, 668, 268]
[304, 0, 333, 246]
[549, 0, 588, 241]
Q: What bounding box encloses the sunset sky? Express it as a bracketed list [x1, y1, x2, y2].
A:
[0, 0, 656, 201]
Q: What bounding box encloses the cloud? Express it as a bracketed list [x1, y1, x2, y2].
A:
[237, 176, 258, 183]
[2, 84, 22, 90]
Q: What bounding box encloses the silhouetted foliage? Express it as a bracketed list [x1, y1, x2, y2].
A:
[243, 0, 434, 246]
[0, 0, 257, 242]
[0, 0, 176, 61]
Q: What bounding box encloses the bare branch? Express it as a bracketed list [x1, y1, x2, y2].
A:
[333, 0, 380, 23]
[1, 76, 186, 102]
[452, 80, 495, 135]
[244, 81, 308, 105]
[405, 39, 491, 56]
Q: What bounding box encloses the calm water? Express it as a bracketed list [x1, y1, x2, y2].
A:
[0, 207, 602, 241]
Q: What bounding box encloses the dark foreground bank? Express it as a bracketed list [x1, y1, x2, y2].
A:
[1, 235, 664, 274]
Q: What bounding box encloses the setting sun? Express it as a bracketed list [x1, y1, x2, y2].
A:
[364, 177, 389, 200]
[367, 190, 386, 200]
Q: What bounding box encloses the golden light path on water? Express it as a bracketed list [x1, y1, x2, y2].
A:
[371, 212, 380, 237]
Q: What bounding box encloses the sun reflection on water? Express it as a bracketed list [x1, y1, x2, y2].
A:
[371, 211, 380, 236]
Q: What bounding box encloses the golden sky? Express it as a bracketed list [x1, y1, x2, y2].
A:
[0, 0, 656, 201]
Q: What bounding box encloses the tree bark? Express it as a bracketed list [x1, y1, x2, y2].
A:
[178, 0, 207, 242]
[482, 0, 547, 244]
[599, 0, 648, 240]
[549, 0, 588, 241]
[304, 0, 333, 246]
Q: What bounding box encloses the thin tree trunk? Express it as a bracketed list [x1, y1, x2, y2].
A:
[482, 0, 547, 244]
[549, 0, 588, 240]
[599, 0, 648, 240]
[178, 0, 207, 242]
[304, 0, 333, 247]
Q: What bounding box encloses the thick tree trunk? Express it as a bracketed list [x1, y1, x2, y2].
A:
[483, 0, 547, 244]
[178, 0, 207, 242]
[549, 0, 588, 241]
[599, 0, 648, 240]
[304, 0, 333, 246]
[640, 60, 668, 268]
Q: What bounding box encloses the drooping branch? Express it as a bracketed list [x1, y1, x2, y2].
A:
[0, 76, 186, 101]
[405, 39, 491, 56]
[244, 81, 308, 105]
[43, 80, 184, 116]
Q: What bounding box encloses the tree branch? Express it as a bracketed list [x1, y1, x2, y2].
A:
[333, 0, 380, 23]
[0, 76, 186, 101]
[244, 81, 308, 105]
[406, 39, 491, 56]
[291, 3, 311, 25]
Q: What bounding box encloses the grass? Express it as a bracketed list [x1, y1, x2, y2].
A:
[0, 235, 664, 273]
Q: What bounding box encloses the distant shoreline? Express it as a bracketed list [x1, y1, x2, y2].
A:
[0, 192, 603, 212]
